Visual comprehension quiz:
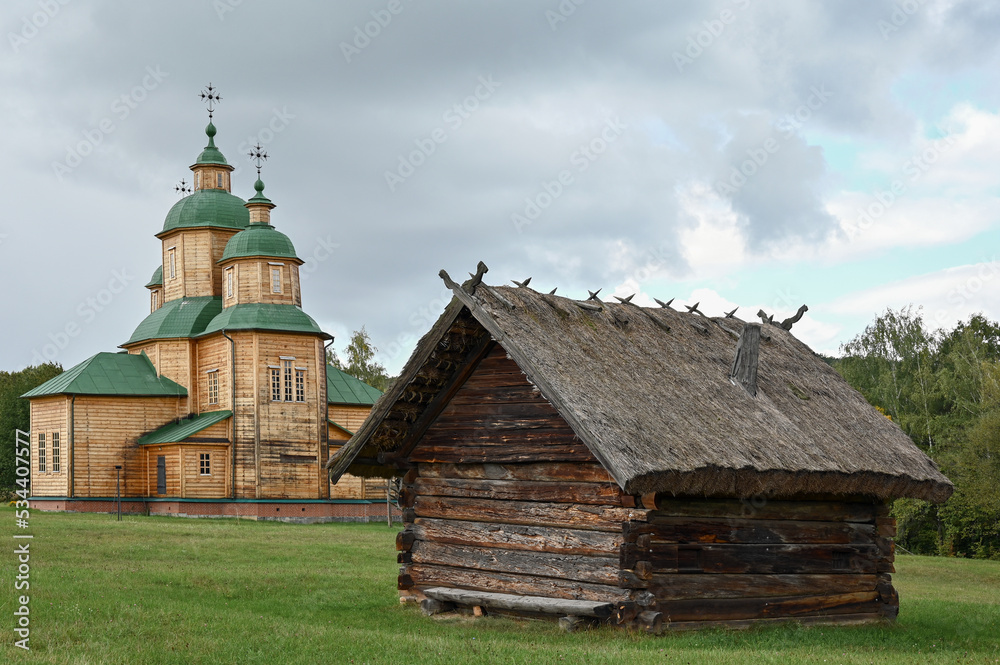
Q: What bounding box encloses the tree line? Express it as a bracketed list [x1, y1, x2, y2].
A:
[834, 308, 1000, 559]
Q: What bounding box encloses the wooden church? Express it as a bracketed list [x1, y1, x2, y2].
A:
[328, 263, 953, 631]
[25, 98, 389, 522]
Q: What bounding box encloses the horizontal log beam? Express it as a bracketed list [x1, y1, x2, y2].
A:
[410, 541, 619, 585]
[413, 476, 624, 505]
[407, 563, 633, 603]
[621, 543, 879, 575]
[410, 517, 622, 556]
[651, 499, 877, 523]
[419, 462, 614, 484]
[412, 495, 646, 532]
[646, 573, 878, 600]
[422, 586, 614, 618]
[656, 591, 880, 622]
[624, 516, 877, 545]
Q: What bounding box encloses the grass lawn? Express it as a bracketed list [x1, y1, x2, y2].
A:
[1, 505, 998, 664]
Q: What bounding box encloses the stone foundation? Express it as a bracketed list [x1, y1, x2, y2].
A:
[29, 497, 402, 524]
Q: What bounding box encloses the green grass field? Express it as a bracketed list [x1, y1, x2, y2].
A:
[1, 505, 998, 664]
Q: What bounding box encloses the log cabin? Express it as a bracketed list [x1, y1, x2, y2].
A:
[23, 116, 390, 522]
[327, 263, 953, 632]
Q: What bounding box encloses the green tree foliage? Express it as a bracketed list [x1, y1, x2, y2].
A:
[326, 327, 393, 392]
[0, 363, 63, 489]
[835, 309, 1000, 559]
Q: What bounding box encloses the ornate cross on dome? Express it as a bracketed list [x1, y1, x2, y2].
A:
[175, 178, 192, 196]
[199, 83, 222, 120]
[248, 143, 268, 177]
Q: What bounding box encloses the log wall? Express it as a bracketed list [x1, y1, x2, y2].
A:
[398, 346, 645, 607]
[622, 496, 898, 628]
[395, 344, 900, 631]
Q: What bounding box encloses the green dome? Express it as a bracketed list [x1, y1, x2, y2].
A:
[200, 303, 331, 339]
[145, 265, 163, 288]
[124, 297, 223, 345]
[195, 122, 228, 166]
[220, 223, 299, 262]
[161, 188, 250, 235]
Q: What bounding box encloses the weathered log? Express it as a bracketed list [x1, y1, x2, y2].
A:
[626, 516, 877, 545]
[419, 462, 614, 484]
[614, 601, 639, 625]
[662, 612, 886, 631]
[423, 586, 615, 618]
[398, 573, 414, 590]
[651, 498, 877, 523]
[634, 610, 663, 634]
[397, 551, 413, 564]
[408, 563, 632, 603]
[646, 573, 877, 601]
[876, 517, 897, 538]
[412, 495, 646, 532]
[656, 591, 881, 622]
[420, 598, 454, 616]
[559, 616, 589, 632]
[396, 529, 416, 551]
[413, 476, 624, 505]
[409, 541, 619, 585]
[409, 517, 621, 556]
[410, 442, 597, 465]
[621, 543, 879, 575]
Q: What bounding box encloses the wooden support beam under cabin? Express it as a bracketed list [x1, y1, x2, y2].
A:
[422, 587, 616, 619]
[408, 563, 633, 603]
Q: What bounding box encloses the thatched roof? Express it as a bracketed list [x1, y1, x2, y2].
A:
[328, 266, 952, 504]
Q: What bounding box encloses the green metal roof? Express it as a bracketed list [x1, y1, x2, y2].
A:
[220, 223, 299, 262]
[146, 265, 163, 288]
[22, 352, 187, 398]
[125, 297, 223, 345]
[328, 419, 355, 436]
[194, 122, 229, 166]
[137, 410, 232, 445]
[326, 365, 382, 405]
[200, 303, 331, 339]
[160, 188, 249, 235]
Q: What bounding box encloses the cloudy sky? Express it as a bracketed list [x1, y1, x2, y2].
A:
[3, 0, 1000, 374]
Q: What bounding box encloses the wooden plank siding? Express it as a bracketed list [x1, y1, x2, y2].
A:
[67, 396, 184, 498]
[29, 396, 70, 496]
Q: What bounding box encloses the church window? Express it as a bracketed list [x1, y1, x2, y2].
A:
[283, 359, 293, 401]
[217, 172, 223, 188]
[295, 369, 305, 402]
[194, 173, 200, 189]
[270, 367, 281, 401]
[52, 433, 60, 472]
[38, 433, 46, 473]
[226, 268, 234, 298]
[151, 290, 159, 311]
[271, 268, 282, 293]
[168, 248, 176, 279]
[200, 453, 211, 476]
[207, 370, 219, 405]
